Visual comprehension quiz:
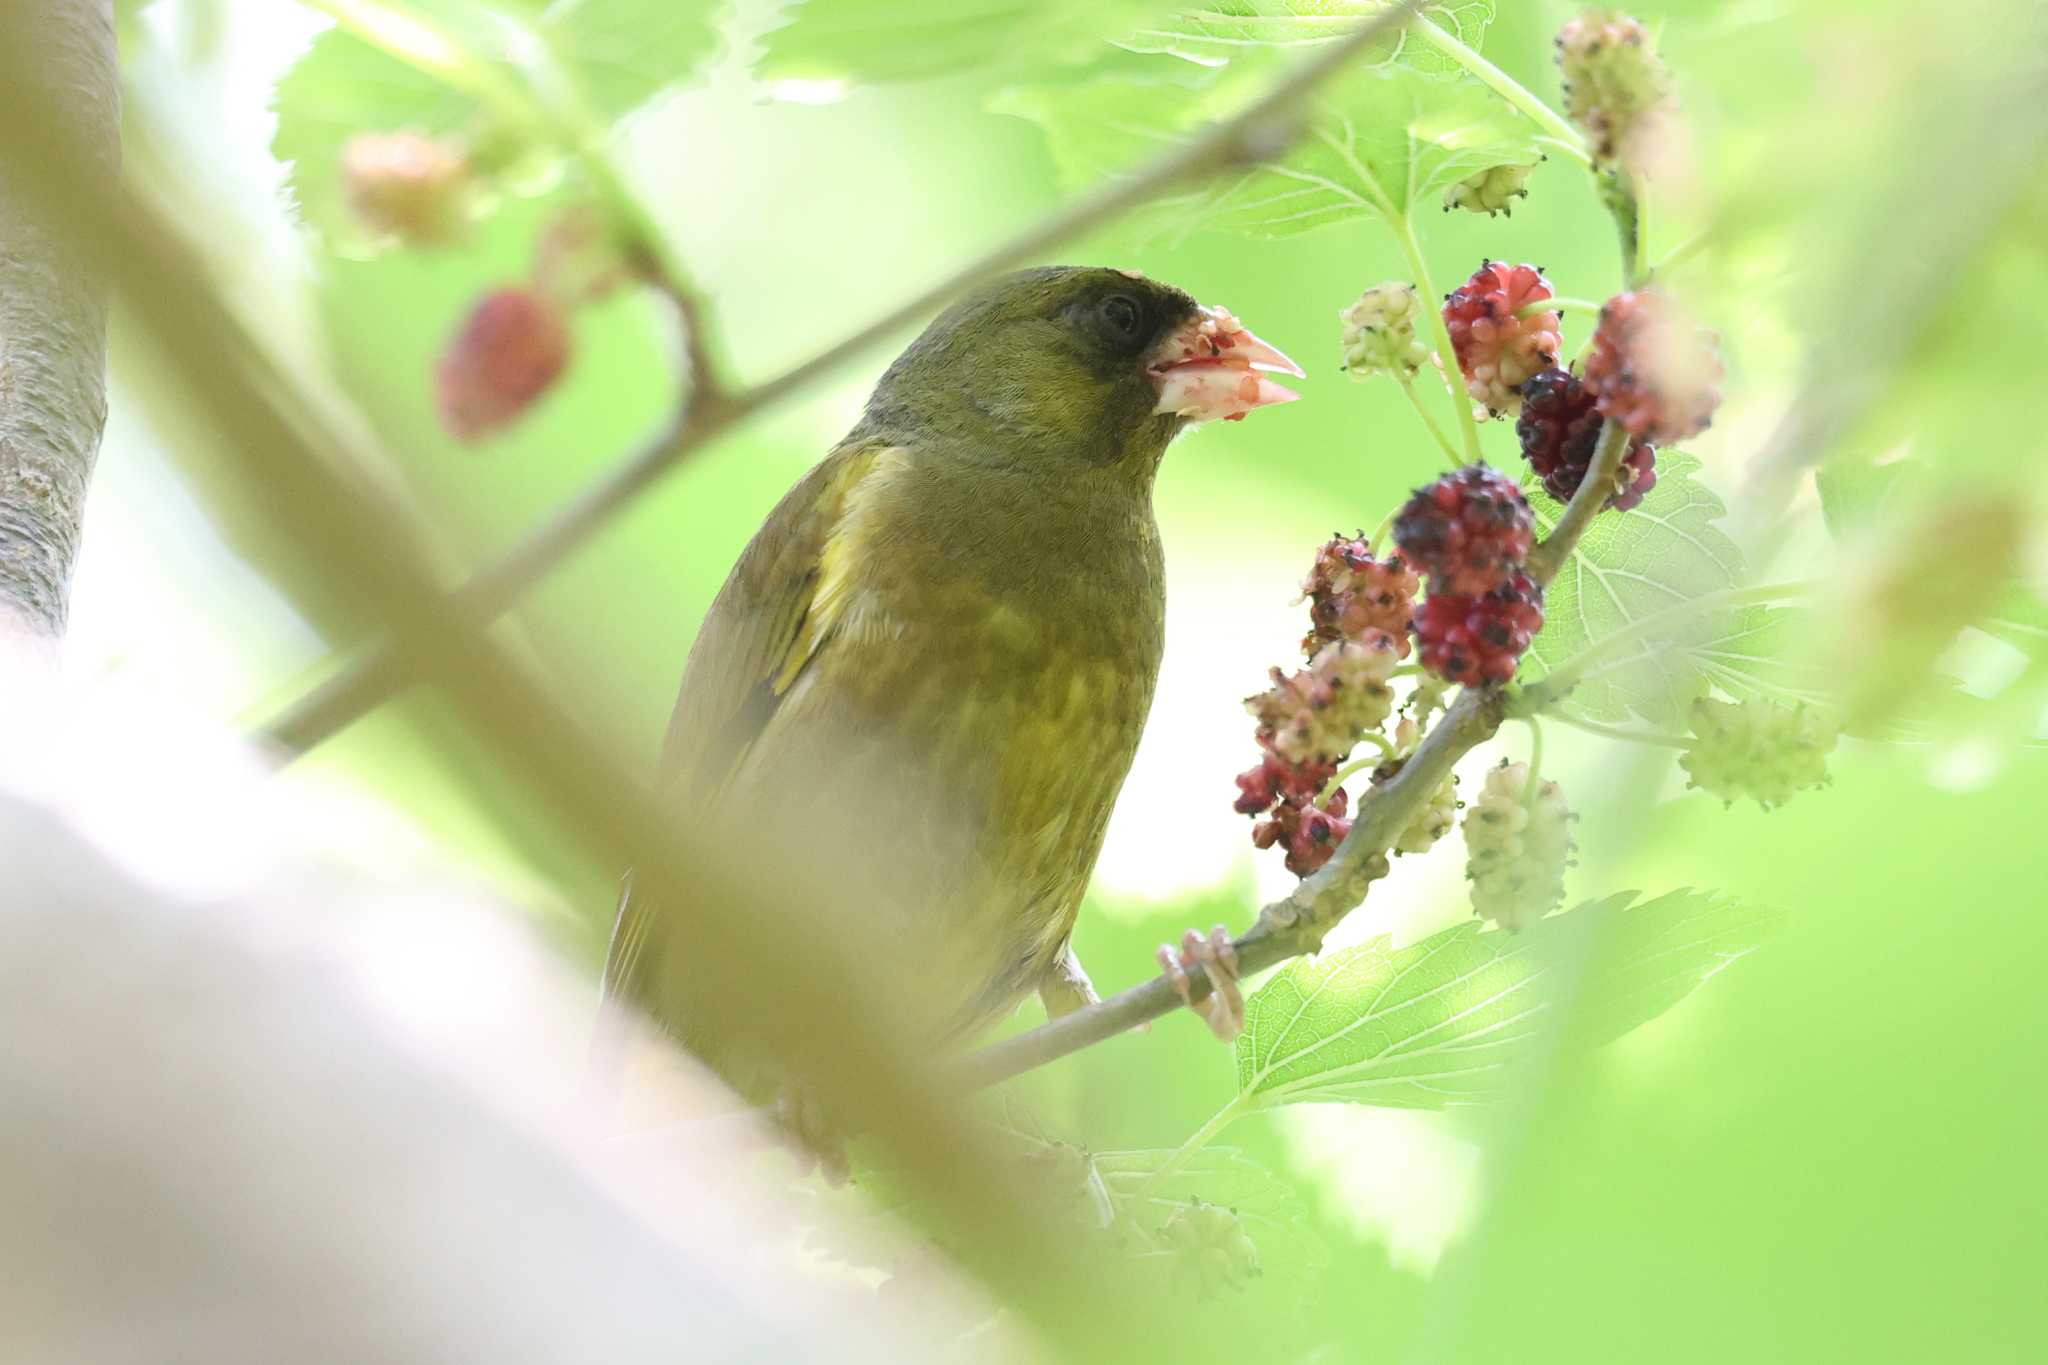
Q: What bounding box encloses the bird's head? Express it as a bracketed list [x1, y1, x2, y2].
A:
[856, 266, 1302, 473]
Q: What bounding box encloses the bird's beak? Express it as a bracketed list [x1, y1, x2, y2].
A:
[1148, 303, 1306, 423]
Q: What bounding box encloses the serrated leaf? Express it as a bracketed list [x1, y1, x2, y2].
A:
[1235, 890, 1781, 1109]
[1522, 454, 1773, 725]
[539, 0, 721, 119]
[758, 0, 1176, 85]
[1118, 0, 1495, 80]
[997, 60, 1540, 239]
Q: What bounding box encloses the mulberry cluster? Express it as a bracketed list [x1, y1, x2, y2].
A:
[1444, 162, 1536, 217]
[1557, 9, 1675, 169]
[1235, 534, 1418, 877]
[1161, 1201, 1260, 1295]
[1300, 534, 1420, 657]
[1517, 366, 1658, 511]
[1679, 697, 1839, 810]
[1413, 574, 1546, 686]
[1464, 761, 1575, 931]
[1393, 464, 1535, 596]
[1396, 467, 1544, 687]
[435, 289, 572, 442]
[1247, 639, 1399, 768]
[1339, 283, 1431, 381]
[1442, 261, 1562, 415]
[1582, 290, 1722, 445]
[341, 130, 471, 245]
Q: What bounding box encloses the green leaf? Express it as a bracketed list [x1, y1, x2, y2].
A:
[1234, 890, 1782, 1109]
[997, 60, 1540, 238]
[1815, 451, 1929, 540]
[539, 0, 722, 120]
[1118, 0, 1496, 80]
[1521, 454, 1801, 725]
[758, 0, 1176, 85]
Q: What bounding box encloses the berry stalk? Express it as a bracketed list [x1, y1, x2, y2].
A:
[1391, 212, 1485, 462]
[1409, 13, 1591, 166]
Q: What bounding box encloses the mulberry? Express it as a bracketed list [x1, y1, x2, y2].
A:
[1300, 534, 1421, 656]
[1464, 761, 1574, 931]
[1393, 464, 1535, 596]
[1413, 573, 1545, 687]
[1339, 283, 1431, 381]
[1581, 291, 1722, 445]
[1679, 697, 1838, 810]
[1516, 367, 1657, 510]
[1443, 261, 1562, 414]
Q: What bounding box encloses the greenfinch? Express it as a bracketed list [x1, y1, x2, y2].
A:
[603, 267, 1301, 1098]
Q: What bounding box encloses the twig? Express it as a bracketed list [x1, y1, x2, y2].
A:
[254, 1, 1428, 757]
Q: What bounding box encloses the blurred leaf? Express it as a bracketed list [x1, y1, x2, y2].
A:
[1815, 451, 1926, 540]
[758, 0, 1175, 84]
[1119, 0, 1495, 80]
[1234, 889, 1781, 1109]
[999, 61, 1539, 239]
[539, 0, 722, 120]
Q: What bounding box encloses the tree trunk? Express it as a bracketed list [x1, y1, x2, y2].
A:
[0, 0, 118, 644]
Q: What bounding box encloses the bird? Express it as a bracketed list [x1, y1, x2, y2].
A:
[600, 266, 1303, 1127]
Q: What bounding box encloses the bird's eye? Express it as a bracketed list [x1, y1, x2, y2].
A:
[1099, 293, 1144, 341]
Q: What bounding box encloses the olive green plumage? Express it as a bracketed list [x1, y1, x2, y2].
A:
[605, 267, 1204, 1075]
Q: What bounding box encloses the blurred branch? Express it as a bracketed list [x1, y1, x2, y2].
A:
[958, 393, 1635, 1090]
[253, 0, 1425, 756]
[0, 0, 118, 643]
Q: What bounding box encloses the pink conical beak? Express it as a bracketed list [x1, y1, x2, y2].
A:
[1149, 303, 1305, 423]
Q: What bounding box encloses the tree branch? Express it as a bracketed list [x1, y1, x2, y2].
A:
[0, 0, 118, 644]
[252, 1, 1426, 756]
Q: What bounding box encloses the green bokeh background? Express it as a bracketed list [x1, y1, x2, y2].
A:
[93, 0, 2048, 1358]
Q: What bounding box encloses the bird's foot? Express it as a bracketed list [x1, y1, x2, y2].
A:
[773, 1085, 850, 1186]
[1157, 925, 1245, 1042]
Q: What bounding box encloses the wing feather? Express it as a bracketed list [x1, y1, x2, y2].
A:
[601, 440, 897, 1012]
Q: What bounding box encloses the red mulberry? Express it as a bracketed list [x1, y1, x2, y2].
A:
[1413, 573, 1545, 686]
[1393, 464, 1535, 596]
[1582, 291, 1721, 445]
[1252, 788, 1353, 878]
[1516, 367, 1657, 510]
[435, 288, 572, 442]
[1300, 535, 1421, 656]
[1443, 261, 1562, 414]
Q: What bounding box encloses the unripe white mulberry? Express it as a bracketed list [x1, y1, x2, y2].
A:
[1339, 283, 1431, 382]
[1464, 761, 1573, 931]
[1680, 697, 1838, 810]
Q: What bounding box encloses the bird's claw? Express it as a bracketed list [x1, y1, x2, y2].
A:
[1157, 924, 1245, 1042]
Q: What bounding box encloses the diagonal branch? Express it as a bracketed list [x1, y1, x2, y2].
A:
[253, 1, 1426, 756]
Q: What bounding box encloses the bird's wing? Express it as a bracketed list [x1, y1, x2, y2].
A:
[601, 439, 897, 1010]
